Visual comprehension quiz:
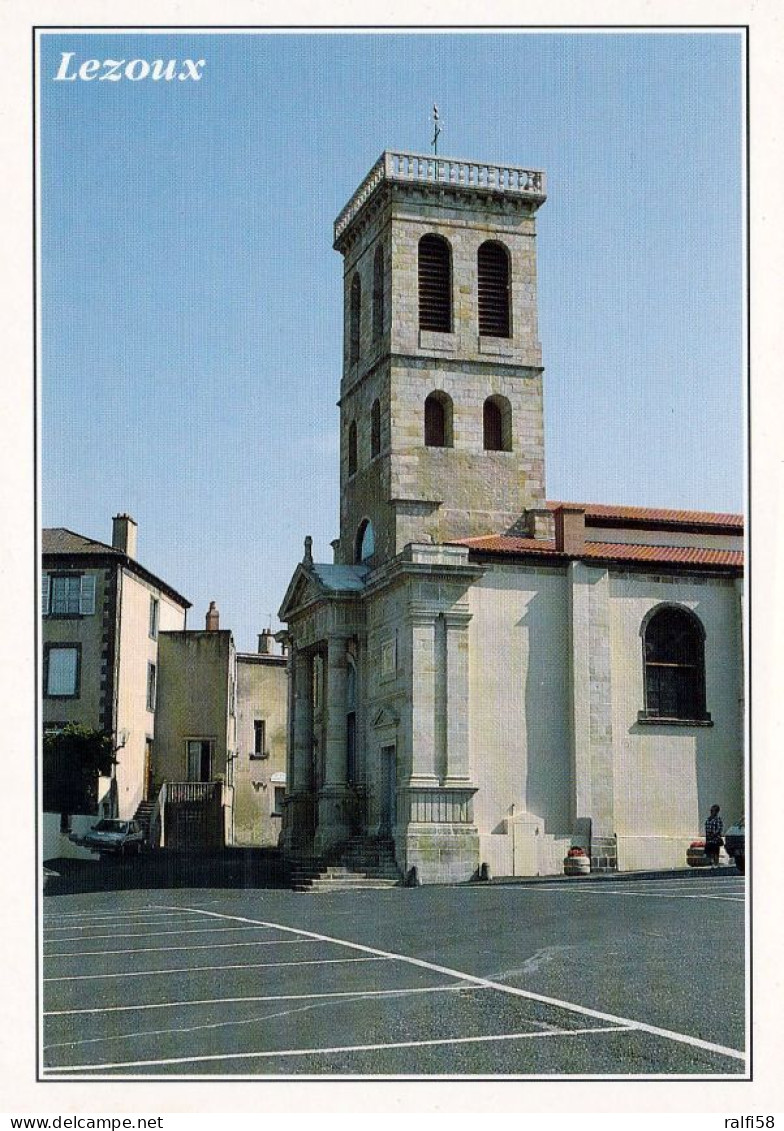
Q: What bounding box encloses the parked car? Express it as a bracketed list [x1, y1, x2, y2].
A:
[80, 818, 145, 857]
[724, 815, 745, 874]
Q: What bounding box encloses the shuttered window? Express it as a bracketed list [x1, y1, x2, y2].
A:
[478, 241, 511, 338]
[44, 573, 96, 616]
[418, 235, 451, 332]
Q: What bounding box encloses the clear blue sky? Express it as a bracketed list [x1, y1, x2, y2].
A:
[40, 31, 744, 652]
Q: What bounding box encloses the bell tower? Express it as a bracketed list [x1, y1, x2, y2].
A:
[333, 151, 548, 568]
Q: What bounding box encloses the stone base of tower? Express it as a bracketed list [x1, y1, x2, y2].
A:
[313, 786, 354, 856]
[281, 792, 316, 855]
[398, 824, 480, 885]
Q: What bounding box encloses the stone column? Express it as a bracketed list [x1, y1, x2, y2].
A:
[568, 562, 617, 871]
[443, 610, 472, 786]
[315, 635, 352, 853]
[282, 649, 314, 853]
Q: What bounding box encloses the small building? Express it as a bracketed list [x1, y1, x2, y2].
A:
[154, 603, 237, 847]
[42, 515, 190, 859]
[234, 630, 288, 847]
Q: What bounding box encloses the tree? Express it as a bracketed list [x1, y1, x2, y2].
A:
[42, 724, 114, 815]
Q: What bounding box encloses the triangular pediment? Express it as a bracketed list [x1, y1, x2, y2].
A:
[372, 706, 400, 729]
[278, 563, 328, 621]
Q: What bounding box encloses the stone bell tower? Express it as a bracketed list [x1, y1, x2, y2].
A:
[333, 150, 548, 568]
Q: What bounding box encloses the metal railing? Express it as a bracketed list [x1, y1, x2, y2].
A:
[334, 150, 546, 242]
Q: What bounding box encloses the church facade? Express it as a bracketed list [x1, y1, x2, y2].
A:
[279, 151, 744, 884]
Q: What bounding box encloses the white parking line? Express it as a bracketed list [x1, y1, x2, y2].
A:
[44, 955, 389, 982]
[45, 918, 218, 932]
[44, 1024, 634, 1072]
[517, 886, 744, 904]
[155, 905, 745, 1064]
[43, 926, 276, 942]
[45, 908, 194, 922]
[44, 939, 320, 959]
[44, 985, 467, 1017]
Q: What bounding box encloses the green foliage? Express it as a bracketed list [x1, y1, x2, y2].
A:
[43, 724, 114, 815]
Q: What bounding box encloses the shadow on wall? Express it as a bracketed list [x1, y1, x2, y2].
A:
[43, 847, 289, 896]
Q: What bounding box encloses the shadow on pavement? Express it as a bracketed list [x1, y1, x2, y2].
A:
[43, 847, 289, 896]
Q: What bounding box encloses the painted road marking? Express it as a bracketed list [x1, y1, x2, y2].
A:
[155, 905, 745, 1063]
[44, 1024, 634, 1072]
[511, 885, 744, 905]
[44, 939, 321, 959]
[44, 918, 221, 932]
[44, 955, 389, 982]
[44, 985, 467, 1017]
[42, 925, 277, 942]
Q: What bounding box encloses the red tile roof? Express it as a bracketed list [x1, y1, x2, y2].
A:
[454, 534, 743, 571]
[546, 501, 743, 531]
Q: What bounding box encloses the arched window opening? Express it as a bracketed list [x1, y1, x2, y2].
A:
[478, 241, 511, 337]
[349, 273, 361, 365]
[347, 420, 357, 477]
[372, 246, 385, 342]
[643, 606, 708, 721]
[418, 235, 452, 333]
[356, 519, 375, 564]
[424, 391, 453, 448]
[483, 396, 511, 451]
[370, 399, 381, 459]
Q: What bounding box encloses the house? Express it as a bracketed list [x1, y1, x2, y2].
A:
[42, 515, 190, 859]
[278, 150, 744, 883]
[234, 630, 288, 847]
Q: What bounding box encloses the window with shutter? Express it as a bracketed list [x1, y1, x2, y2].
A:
[478, 241, 511, 337]
[41, 573, 50, 615]
[418, 235, 452, 332]
[80, 575, 96, 615]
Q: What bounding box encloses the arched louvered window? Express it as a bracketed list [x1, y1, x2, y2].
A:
[418, 235, 452, 333]
[349, 273, 361, 365]
[483, 396, 511, 451]
[372, 246, 385, 342]
[642, 606, 708, 721]
[478, 241, 511, 337]
[424, 391, 453, 448]
[370, 399, 381, 458]
[348, 420, 358, 477]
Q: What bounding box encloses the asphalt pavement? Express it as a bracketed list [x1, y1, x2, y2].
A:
[41, 868, 746, 1078]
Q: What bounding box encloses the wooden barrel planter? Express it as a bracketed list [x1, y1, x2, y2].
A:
[564, 849, 590, 876]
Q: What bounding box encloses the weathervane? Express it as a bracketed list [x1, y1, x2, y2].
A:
[431, 104, 441, 156]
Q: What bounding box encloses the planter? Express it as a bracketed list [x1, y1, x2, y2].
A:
[564, 853, 590, 876]
[687, 840, 708, 868]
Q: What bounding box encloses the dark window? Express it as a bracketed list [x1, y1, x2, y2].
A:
[424, 391, 453, 448]
[370, 399, 381, 458]
[643, 607, 707, 721]
[252, 719, 267, 759]
[478, 241, 511, 337]
[348, 420, 358, 477]
[372, 246, 384, 341]
[149, 595, 159, 639]
[44, 644, 81, 698]
[483, 396, 511, 451]
[186, 739, 213, 782]
[349, 273, 361, 365]
[146, 662, 157, 712]
[418, 235, 451, 332]
[356, 519, 375, 564]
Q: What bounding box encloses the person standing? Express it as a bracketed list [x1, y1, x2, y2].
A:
[705, 804, 724, 867]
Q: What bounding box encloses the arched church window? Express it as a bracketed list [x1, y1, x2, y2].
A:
[348, 420, 358, 477]
[642, 606, 708, 721]
[356, 519, 375, 564]
[483, 396, 512, 451]
[370, 399, 381, 458]
[478, 240, 511, 337]
[418, 234, 452, 333]
[349, 273, 361, 365]
[372, 246, 385, 342]
[424, 391, 453, 448]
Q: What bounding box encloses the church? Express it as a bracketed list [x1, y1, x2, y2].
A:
[278, 150, 744, 884]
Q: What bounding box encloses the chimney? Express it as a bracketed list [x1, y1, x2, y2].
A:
[554, 506, 586, 555]
[206, 601, 220, 631]
[112, 514, 138, 560]
[258, 629, 275, 655]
